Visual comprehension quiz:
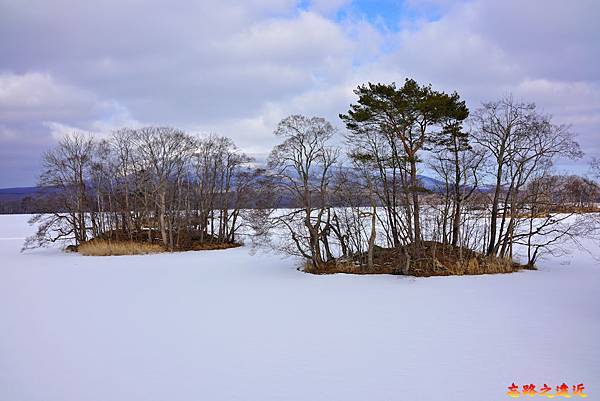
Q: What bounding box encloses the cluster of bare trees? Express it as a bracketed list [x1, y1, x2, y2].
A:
[24, 78, 598, 269]
[25, 127, 258, 250]
[265, 81, 591, 269]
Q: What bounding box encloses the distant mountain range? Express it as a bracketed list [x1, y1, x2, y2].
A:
[0, 174, 492, 203]
[416, 175, 496, 193]
[417, 175, 445, 191]
[0, 186, 49, 201]
[0, 186, 64, 213]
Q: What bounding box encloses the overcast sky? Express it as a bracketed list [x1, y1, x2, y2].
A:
[1, 0, 599, 187]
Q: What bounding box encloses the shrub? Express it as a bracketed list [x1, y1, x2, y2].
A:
[304, 241, 526, 276]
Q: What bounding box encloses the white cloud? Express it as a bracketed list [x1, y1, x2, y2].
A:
[0, 72, 96, 121]
[0, 0, 599, 185]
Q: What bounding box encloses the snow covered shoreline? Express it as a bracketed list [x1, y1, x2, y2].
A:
[1, 214, 598, 401]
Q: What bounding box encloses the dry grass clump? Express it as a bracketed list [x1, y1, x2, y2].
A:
[304, 259, 400, 275]
[75, 239, 241, 256]
[425, 254, 518, 276]
[189, 242, 242, 251]
[77, 240, 165, 256]
[305, 241, 527, 276]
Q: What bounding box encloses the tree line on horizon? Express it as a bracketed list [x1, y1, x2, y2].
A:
[21, 79, 600, 272]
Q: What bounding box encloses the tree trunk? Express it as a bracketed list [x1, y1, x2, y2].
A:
[159, 191, 168, 248]
[409, 157, 421, 243]
[487, 162, 503, 256]
[367, 205, 377, 270]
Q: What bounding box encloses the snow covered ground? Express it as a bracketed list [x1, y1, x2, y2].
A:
[1, 214, 599, 401]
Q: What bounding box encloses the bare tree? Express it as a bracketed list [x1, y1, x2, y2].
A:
[132, 127, 196, 249]
[23, 133, 96, 249]
[473, 96, 582, 261]
[429, 144, 484, 248]
[267, 115, 339, 267]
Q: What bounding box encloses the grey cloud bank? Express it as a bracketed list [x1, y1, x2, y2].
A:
[0, 0, 599, 187]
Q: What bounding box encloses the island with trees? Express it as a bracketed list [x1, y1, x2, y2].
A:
[22, 79, 599, 276]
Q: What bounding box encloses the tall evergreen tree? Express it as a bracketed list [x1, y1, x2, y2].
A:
[340, 78, 469, 245]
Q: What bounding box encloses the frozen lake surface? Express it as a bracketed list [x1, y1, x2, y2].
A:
[1, 214, 598, 401]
